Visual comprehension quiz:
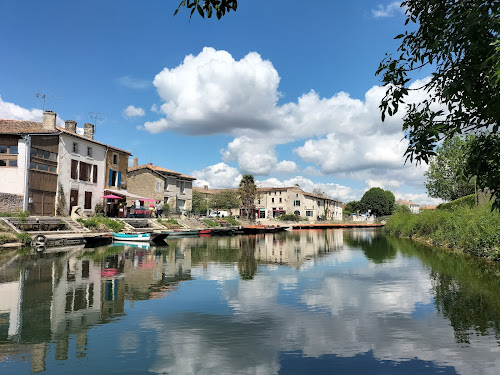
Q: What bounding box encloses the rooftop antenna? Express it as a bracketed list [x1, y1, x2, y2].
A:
[89, 112, 106, 129]
[35, 91, 62, 111]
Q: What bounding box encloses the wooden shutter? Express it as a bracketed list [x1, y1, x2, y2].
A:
[84, 191, 92, 209]
[71, 160, 78, 179]
[79, 161, 86, 181]
[93, 165, 98, 183]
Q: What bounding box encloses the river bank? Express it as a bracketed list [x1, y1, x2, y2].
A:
[384, 202, 500, 260]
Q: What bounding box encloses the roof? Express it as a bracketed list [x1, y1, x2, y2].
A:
[396, 199, 419, 207]
[0, 119, 131, 155]
[56, 127, 131, 155]
[420, 205, 437, 210]
[128, 163, 196, 180]
[0, 119, 58, 134]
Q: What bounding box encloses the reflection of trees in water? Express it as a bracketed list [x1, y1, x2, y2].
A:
[344, 230, 397, 264]
[238, 237, 258, 280]
[431, 271, 500, 344]
[388, 235, 500, 345]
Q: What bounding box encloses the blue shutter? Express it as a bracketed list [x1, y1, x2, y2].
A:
[108, 169, 113, 186]
[117, 171, 121, 188]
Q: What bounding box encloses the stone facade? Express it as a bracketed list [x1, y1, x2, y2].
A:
[127, 169, 164, 206]
[0, 193, 24, 213]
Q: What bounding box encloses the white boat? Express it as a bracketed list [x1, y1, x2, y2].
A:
[113, 232, 151, 242]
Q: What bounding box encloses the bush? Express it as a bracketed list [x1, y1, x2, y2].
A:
[162, 203, 170, 217]
[277, 214, 302, 222]
[77, 216, 125, 232]
[94, 203, 104, 215]
[16, 232, 32, 245]
[437, 194, 476, 210]
[385, 203, 500, 260]
[158, 218, 180, 228]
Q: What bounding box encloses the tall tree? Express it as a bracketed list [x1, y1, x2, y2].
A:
[192, 189, 209, 214]
[359, 187, 395, 217]
[376, 0, 500, 209]
[209, 190, 241, 210]
[425, 135, 476, 201]
[238, 174, 257, 220]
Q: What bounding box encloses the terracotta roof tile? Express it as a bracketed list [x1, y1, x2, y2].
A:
[128, 164, 196, 180]
[0, 119, 58, 134]
[56, 126, 132, 155]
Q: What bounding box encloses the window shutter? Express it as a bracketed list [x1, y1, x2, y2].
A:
[79, 161, 85, 181]
[93, 165, 98, 183]
[108, 169, 113, 186]
[84, 191, 92, 209]
[71, 160, 78, 179]
[117, 171, 121, 188]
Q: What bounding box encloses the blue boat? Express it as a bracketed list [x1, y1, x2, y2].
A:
[113, 232, 151, 242]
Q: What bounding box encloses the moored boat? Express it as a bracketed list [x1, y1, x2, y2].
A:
[113, 232, 151, 242]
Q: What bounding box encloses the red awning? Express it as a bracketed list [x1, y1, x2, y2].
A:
[101, 194, 123, 199]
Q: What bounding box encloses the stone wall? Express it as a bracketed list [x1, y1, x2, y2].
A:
[0, 193, 24, 213]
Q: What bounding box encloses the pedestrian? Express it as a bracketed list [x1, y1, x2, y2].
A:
[156, 201, 163, 218]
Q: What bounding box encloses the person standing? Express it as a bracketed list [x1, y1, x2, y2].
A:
[156, 201, 163, 218]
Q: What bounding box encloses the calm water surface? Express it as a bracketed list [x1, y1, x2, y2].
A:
[1, 229, 500, 374]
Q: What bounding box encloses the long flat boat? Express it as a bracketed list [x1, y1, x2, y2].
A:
[113, 232, 151, 242]
[166, 229, 201, 238]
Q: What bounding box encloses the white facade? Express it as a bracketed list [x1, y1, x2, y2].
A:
[257, 187, 343, 221]
[0, 136, 29, 197]
[57, 133, 106, 215]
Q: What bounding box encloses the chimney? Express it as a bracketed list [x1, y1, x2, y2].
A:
[204, 185, 208, 190]
[83, 123, 95, 139]
[133, 157, 138, 167]
[42, 111, 57, 130]
[65, 120, 77, 133]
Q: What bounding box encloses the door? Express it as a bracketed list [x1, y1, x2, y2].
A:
[69, 189, 79, 215]
[29, 191, 56, 216]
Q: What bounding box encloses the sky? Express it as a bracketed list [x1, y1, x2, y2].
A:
[0, 0, 442, 205]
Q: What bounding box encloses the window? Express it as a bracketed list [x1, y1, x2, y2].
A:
[0, 144, 19, 168]
[272, 198, 274, 203]
[113, 154, 118, 165]
[258, 199, 261, 204]
[279, 198, 282, 203]
[156, 181, 162, 193]
[71, 160, 78, 179]
[294, 200, 300, 206]
[72, 142, 78, 153]
[180, 181, 185, 194]
[87, 147, 92, 157]
[306, 210, 313, 217]
[84, 192, 92, 209]
[93, 165, 98, 183]
[318, 200, 321, 205]
[108, 169, 120, 187]
[269, 192, 271, 196]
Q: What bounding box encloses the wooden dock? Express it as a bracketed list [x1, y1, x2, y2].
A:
[291, 223, 384, 229]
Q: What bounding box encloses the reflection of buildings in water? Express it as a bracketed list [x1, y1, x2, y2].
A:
[253, 230, 344, 267]
[0, 245, 192, 372]
[344, 228, 377, 243]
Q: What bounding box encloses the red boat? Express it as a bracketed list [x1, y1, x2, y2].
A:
[199, 229, 212, 235]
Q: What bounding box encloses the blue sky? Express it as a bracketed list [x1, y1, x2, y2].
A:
[0, 0, 440, 204]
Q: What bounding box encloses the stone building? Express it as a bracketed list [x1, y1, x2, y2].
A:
[0, 111, 131, 216]
[127, 160, 196, 213]
[396, 199, 420, 214]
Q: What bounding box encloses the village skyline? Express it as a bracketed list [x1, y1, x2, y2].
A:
[0, 0, 442, 205]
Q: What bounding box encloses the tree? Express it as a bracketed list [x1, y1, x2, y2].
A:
[238, 174, 257, 220]
[425, 135, 476, 201]
[359, 187, 395, 217]
[175, 0, 237, 19]
[192, 190, 208, 214]
[56, 183, 66, 216]
[376, 0, 500, 209]
[209, 190, 241, 211]
[312, 188, 326, 197]
[344, 201, 361, 215]
[394, 204, 411, 214]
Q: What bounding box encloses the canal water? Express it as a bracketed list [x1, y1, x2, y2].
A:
[1, 228, 500, 374]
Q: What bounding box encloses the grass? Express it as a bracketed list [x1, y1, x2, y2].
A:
[225, 216, 240, 226]
[384, 202, 500, 260]
[158, 218, 180, 228]
[0, 233, 17, 245]
[77, 215, 125, 232]
[203, 219, 220, 227]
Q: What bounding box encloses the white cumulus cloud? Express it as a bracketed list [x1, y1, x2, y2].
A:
[372, 2, 404, 18]
[191, 162, 242, 189]
[123, 105, 145, 117]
